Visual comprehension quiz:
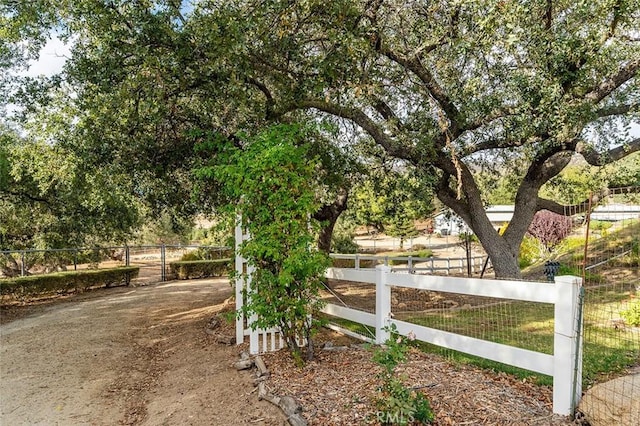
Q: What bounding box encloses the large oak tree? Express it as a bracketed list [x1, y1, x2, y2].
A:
[4, 0, 639, 277]
[199, 0, 639, 277]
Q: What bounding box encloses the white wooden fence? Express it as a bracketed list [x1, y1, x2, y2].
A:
[235, 219, 289, 355]
[234, 215, 583, 415]
[321, 265, 584, 416]
[330, 253, 487, 275]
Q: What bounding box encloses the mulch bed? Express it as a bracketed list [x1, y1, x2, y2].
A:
[261, 337, 574, 425]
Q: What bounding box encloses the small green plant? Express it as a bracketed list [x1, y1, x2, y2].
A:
[519, 235, 544, 268]
[589, 220, 613, 231]
[331, 233, 359, 254]
[621, 300, 640, 327]
[371, 325, 434, 425]
[556, 236, 587, 254]
[386, 250, 433, 266]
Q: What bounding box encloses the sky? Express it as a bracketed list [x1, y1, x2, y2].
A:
[21, 37, 71, 77]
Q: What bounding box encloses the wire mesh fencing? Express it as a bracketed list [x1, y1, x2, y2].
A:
[0, 245, 232, 287]
[390, 280, 557, 384]
[0, 247, 127, 278]
[320, 274, 378, 343]
[560, 186, 640, 424]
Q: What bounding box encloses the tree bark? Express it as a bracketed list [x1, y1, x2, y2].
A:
[313, 189, 348, 253]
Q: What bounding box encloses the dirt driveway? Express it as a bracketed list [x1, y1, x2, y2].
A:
[0, 279, 285, 425]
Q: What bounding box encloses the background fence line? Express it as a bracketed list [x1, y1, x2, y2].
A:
[0, 245, 231, 285]
[329, 253, 487, 275]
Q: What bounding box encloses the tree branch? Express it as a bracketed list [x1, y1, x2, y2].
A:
[544, 0, 553, 31]
[536, 197, 591, 216]
[279, 99, 414, 161]
[585, 58, 640, 104]
[534, 187, 640, 216]
[2, 190, 52, 206]
[577, 137, 640, 166]
[375, 44, 462, 135]
[594, 102, 638, 118]
[245, 76, 275, 119]
[364, 9, 462, 135]
[462, 134, 542, 157]
[607, 0, 622, 39]
[434, 173, 472, 226]
[464, 105, 519, 132]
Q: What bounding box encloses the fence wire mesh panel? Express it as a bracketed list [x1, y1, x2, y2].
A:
[0, 247, 127, 279]
[560, 186, 640, 424]
[127, 245, 165, 285]
[1, 245, 230, 288]
[391, 286, 555, 380]
[320, 276, 377, 342]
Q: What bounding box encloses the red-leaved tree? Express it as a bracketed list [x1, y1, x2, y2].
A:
[527, 210, 573, 251]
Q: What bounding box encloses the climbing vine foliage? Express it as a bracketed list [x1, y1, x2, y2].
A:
[214, 125, 331, 362]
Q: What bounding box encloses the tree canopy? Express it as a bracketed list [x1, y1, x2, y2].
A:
[3, 0, 639, 277]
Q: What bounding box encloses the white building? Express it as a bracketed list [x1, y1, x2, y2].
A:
[434, 204, 640, 235]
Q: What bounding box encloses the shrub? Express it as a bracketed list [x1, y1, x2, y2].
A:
[371, 326, 434, 425]
[180, 247, 232, 261]
[387, 250, 433, 265]
[589, 220, 613, 231]
[527, 210, 573, 251]
[620, 300, 640, 327]
[169, 259, 231, 279]
[180, 250, 203, 261]
[557, 236, 587, 254]
[331, 258, 378, 268]
[0, 267, 139, 299]
[519, 235, 544, 268]
[331, 233, 359, 254]
[556, 264, 601, 281]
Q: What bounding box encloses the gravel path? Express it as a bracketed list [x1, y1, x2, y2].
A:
[0, 279, 285, 425]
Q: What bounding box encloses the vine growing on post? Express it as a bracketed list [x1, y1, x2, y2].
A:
[214, 124, 330, 363]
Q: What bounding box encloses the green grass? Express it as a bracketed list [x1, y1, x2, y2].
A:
[399, 302, 555, 386]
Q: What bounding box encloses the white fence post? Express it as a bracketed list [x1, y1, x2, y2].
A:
[235, 215, 245, 346]
[247, 263, 259, 354]
[553, 275, 583, 416]
[375, 265, 392, 344]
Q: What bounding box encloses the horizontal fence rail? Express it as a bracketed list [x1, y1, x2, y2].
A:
[321, 265, 584, 416]
[329, 253, 487, 275]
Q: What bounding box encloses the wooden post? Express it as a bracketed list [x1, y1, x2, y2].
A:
[375, 265, 392, 344]
[553, 275, 583, 415]
[160, 244, 166, 282]
[235, 215, 245, 346]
